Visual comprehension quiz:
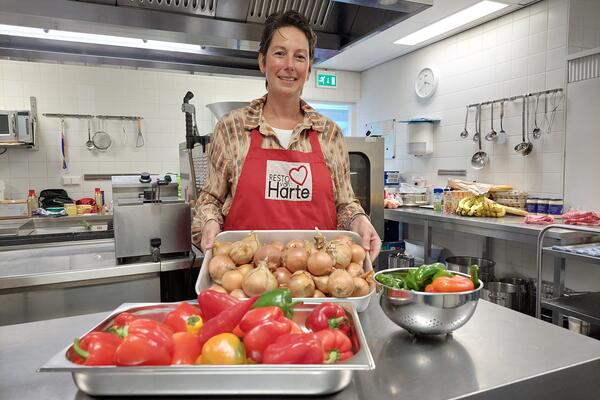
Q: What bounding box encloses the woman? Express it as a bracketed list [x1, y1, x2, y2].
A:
[192, 10, 381, 262]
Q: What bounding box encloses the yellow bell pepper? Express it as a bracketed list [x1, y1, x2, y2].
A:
[198, 333, 246, 365]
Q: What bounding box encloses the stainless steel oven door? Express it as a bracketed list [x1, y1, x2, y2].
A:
[345, 137, 384, 238]
[0, 111, 18, 142]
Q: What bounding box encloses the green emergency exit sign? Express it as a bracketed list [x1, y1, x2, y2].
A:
[316, 71, 337, 88]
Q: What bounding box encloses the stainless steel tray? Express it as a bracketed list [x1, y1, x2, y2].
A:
[195, 230, 375, 312]
[39, 301, 375, 396]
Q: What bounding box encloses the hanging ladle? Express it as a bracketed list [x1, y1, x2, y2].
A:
[496, 100, 507, 144]
[515, 94, 533, 156]
[532, 93, 542, 140]
[85, 119, 95, 150]
[485, 101, 497, 141]
[471, 105, 489, 169]
[460, 106, 469, 139]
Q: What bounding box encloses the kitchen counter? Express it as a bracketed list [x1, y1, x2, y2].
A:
[2, 300, 600, 399]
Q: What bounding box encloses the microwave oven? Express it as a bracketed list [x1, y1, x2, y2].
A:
[0, 110, 34, 146]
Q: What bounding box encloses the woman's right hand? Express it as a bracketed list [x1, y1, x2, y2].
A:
[200, 220, 221, 253]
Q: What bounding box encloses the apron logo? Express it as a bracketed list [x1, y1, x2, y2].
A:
[289, 166, 308, 186]
[265, 160, 312, 202]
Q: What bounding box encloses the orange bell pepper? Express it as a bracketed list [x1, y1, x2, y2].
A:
[199, 333, 246, 365]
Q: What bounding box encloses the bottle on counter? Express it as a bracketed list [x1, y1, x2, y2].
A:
[94, 187, 103, 213]
[433, 188, 443, 212]
[526, 197, 538, 214]
[27, 189, 38, 216]
[537, 198, 549, 215]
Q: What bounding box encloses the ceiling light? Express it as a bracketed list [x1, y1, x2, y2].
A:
[394, 1, 508, 46]
[0, 24, 204, 54]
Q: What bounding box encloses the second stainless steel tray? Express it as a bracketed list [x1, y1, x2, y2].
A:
[195, 230, 375, 312]
[39, 301, 375, 396]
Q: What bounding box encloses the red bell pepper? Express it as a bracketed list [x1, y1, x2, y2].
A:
[305, 303, 349, 334]
[262, 333, 323, 364]
[113, 318, 175, 366]
[197, 296, 258, 348]
[239, 306, 285, 334]
[197, 290, 240, 320]
[432, 275, 475, 293]
[315, 329, 353, 363]
[108, 311, 138, 338]
[114, 333, 172, 366]
[72, 332, 121, 366]
[243, 319, 291, 363]
[164, 302, 204, 334]
[171, 332, 203, 365]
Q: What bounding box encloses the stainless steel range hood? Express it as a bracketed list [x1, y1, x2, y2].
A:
[0, 0, 431, 76]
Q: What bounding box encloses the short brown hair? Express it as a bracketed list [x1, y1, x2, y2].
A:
[259, 10, 317, 63]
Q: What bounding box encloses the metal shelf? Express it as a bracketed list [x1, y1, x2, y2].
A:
[541, 293, 600, 325]
[543, 247, 600, 265]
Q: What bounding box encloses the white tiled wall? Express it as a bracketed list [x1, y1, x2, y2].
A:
[568, 0, 600, 54]
[358, 0, 569, 198]
[0, 62, 360, 203]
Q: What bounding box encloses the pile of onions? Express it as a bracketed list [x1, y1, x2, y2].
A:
[208, 231, 372, 299]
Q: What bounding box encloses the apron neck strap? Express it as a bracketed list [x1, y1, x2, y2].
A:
[249, 128, 318, 151]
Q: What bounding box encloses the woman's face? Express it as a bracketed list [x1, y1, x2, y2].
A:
[259, 26, 311, 98]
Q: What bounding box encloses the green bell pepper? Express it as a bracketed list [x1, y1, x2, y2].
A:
[251, 288, 300, 319]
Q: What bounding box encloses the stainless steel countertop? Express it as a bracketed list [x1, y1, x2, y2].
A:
[0, 240, 202, 291]
[385, 208, 591, 245]
[2, 300, 600, 399]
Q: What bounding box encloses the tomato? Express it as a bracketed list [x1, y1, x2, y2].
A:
[199, 333, 246, 365]
[171, 332, 202, 365]
[431, 275, 475, 293]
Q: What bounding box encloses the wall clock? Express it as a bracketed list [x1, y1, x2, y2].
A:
[415, 67, 438, 99]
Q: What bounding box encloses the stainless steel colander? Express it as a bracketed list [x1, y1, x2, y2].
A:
[374, 268, 483, 335]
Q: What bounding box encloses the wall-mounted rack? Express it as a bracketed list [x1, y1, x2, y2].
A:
[96, 115, 143, 121]
[42, 113, 143, 120]
[467, 88, 563, 108]
[42, 113, 94, 119]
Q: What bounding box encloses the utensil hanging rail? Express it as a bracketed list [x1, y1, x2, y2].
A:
[43, 113, 94, 119]
[467, 88, 563, 108]
[96, 115, 143, 121]
[43, 113, 143, 120]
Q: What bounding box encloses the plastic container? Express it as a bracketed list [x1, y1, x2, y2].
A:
[536, 198, 549, 215]
[27, 189, 38, 216]
[195, 230, 374, 312]
[433, 188, 443, 212]
[94, 188, 103, 213]
[526, 197, 538, 214]
[548, 199, 564, 215]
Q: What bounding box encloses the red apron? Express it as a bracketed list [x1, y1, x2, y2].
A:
[223, 128, 337, 231]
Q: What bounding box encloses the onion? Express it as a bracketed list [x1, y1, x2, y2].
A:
[287, 271, 315, 298]
[237, 263, 254, 276]
[212, 241, 232, 257]
[253, 244, 282, 270]
[347, 262, 364, 277]
[313, 290, 326, 298]
[229, 241, 254, 265]
[209, 283, 227, 293]
[270, 241, 285, 252]
[351, 244, 366, 265]
[307, 250, 334, 276]
[273, 267, 292, 286]
[327, 240, 352, 269]
[352, 277, 371, 297]
[283, 247, 308, 273]
[334, 235, 354, 246]
[208, 255, 236, 284]
[229, 288, 247, 299]
[222, 269, 244, 292]
[242, 260, 278, 296]
[327, 269, 354, 298]
[312, 274, 329, 294]
[286, 239, 305, 249]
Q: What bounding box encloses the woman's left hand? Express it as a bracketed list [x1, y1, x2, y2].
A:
[350, 215, 381, 263]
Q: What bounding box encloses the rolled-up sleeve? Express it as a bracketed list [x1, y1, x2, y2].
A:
[191, 120, 231, 245]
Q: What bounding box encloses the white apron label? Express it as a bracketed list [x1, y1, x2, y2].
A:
[265, 160, 313, 201]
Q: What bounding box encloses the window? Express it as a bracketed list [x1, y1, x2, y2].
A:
[310, 102, 352, 135]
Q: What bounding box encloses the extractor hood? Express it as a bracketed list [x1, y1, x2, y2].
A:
[0, 0, 431, 76]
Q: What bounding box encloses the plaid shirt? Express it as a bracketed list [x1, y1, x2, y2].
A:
[191, 95, 365, 244]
